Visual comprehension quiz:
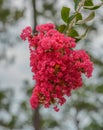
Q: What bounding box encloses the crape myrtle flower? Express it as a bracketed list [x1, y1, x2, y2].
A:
[20, 23, 93, 112]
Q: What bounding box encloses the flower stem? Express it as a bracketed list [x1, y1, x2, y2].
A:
[66, 0, 86, 35]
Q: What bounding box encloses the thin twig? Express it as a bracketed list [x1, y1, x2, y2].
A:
[32, 0, 37, 32]
[32, 1, 41, 130]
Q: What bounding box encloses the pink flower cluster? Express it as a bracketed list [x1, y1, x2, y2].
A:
[20, 23, 93, 112]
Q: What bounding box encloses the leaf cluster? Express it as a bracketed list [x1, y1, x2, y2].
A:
[58, 0, 103, 42]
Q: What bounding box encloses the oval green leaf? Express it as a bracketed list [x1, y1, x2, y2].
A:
[77, 12, 95, 25]
[84, 0, 94, 6]
[84, 3, 103, 10]
[61, 7, 70, 23]
[58, 24, 66, 33]
[67, 14, 77, 24]
[75, 28, 88, 40]
[75, 0, 81, 10]
[76, 13, 82, 22]
[68, 28, 79, 38]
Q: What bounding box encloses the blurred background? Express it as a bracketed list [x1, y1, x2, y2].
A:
[0, 0, 103, 130]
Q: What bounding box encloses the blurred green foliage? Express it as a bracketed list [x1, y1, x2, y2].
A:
[0, 81, 33, 129]
[0, 0, 24, 29]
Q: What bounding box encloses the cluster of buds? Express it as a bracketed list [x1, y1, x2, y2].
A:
[20, 23, 93, 111]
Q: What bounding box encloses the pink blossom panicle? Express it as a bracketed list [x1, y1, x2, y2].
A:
[20, 23, 93, 112]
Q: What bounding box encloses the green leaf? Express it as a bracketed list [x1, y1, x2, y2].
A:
[58, 24, 66, 33]
[75, 28, 88, 40]
[68, 28, 79, 38]
[77, 12, 95, 24]
[84, 3, 103, 10]
[84, 0, 94, 6]
[61, 7, 70, 23]
[75, 0, 81, 10]
[68, 14, 76, 24]
[76, 13, 82, 22]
